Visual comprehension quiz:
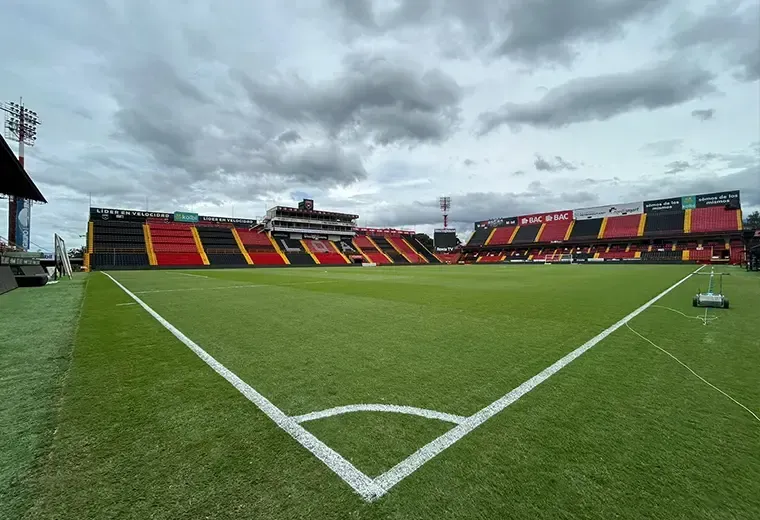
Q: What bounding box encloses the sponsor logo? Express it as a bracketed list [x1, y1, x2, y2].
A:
[279, 239, 301, 253]
[681, 195, 696, 209]
[309, 240, 330, 253]
[339, 241, 356, 253]
[518, 210, 573, 226]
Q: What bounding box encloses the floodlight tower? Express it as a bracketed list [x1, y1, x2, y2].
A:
[439, 196, 451, 229]
[2, 98, 40, 246]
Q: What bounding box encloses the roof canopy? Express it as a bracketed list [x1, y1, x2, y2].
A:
[0, 136, 46, 202]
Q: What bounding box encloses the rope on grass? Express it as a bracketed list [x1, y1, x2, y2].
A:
[625, 321, 759, 424]
[650, 305, 718, 325]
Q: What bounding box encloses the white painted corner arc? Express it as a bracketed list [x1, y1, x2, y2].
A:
[293, 404, 466, 425]
[102, 272, 381, 501]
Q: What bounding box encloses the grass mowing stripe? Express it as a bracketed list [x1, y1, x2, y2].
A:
[370, 265, 706, 499]
[102, 272, 382, 500]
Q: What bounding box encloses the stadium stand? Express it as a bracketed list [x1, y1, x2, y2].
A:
[303, 239, 349, 265]
[90, 220, 149, 269]
[466, 226, 491, 247]
[690, 206, 742, 233]
[197, 226, 248, 266]
[436, 252, 460, 264]
[386, 236, 426, 263]
[462, 190, 745, 265]
[486, 226, 518, 246]
[236, 229, 287, 265]
[644, 210, 685, 236]
[600, 214, 642, 239]
[149, 221, 206, 267]
[370, 235, 409, 263]
[275, 237, 316, 265]
[511, 225, 541, 243]
[569, 218, 602, 240]
[409, 236, 441, 263]
[352, 235, 391, 264]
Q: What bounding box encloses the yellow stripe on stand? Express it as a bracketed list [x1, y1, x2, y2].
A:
[534, 223, 547, 242]
[142, 224, 158, 266]
[682, 250, 690, 261]
[736, 209, 743, 230]
[597, 217, 608, 239]
[563, 221, 575, 241]
[269, 234, 290, 264]
[230, 228, 253, 265]
[329, 240, 351, 264]
[367, 236, 394, 263]
[351, 239, 373, 263]
[637, 213, 647, 236]
[403, 237, 429, 263]
[300, 240, 321, 265]
[387, 237, 414, 262]
[625, 244, 631, 252]
[88, 221, 94, 253]
[484, 228, 497, 246]
[190, 226, 210, 265]
[634, 251, 641, 259]
[508, 226, 520, 244]
[683, 209, 692, 233]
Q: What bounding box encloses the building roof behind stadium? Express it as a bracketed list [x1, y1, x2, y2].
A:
[0, 135, 46, 202]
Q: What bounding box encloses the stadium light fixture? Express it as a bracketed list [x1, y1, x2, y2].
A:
[2, 97, 41, 248]
[439, 196, 451, 229]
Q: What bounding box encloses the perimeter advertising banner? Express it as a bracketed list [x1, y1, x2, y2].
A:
[695, 190, 740, 208]
[643, 197, 682, 213]
[643, 190, 741, 212]
[517, 210, 573, 226]
[89, 207, 257, 226]
[474, 217, 517, 229]
[574, 202, 643, 220]
[15, 198, 31, 250]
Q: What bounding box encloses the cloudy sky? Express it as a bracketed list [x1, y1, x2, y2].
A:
[1, 0, 758, 250]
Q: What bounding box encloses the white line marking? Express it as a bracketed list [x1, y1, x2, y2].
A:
[369, 265, 706, 500]
[116, 302, 136, 306]
[625, 321, 759, 423]
[102, 272, 381, 500]
[171, 272, 210, 279]
[293, 404, 466, 425]
[104, 266, 707, 502]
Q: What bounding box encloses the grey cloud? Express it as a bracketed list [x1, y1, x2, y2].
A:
[329, 0, 669, 67]
[641, 138, 684, 156]
[276, 129, 302, 144]
[232, 53, 463, 147]
[463, 158, 476, 166]
[495, 0, 666, 64]
[477, 59, 715, 134]
[664, 160, 691, 174]
[670, 1, 760, 82]
[534, 154, 578, 172]
[691, 108, 715, 120]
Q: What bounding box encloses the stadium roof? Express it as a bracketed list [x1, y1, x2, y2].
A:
[0, 135, 46, 202]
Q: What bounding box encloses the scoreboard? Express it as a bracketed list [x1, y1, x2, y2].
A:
[434, 228, 458, 250]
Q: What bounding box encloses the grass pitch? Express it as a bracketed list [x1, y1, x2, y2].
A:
[4, 265, 759, 519]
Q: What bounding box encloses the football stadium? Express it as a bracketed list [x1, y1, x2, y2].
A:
[2, 2, 760, 518]
[3, 135, 760, 519]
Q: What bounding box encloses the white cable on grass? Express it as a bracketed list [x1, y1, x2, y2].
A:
[625, 322, 759, 423]
[650, 304, 718, 325]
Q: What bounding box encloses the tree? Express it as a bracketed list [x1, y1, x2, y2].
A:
[414, 233, 434, 250]
[744, 210, 760, 230]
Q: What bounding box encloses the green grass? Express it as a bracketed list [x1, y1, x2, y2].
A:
[0, 275, 87, 520]
[7, 265, 760, 519]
